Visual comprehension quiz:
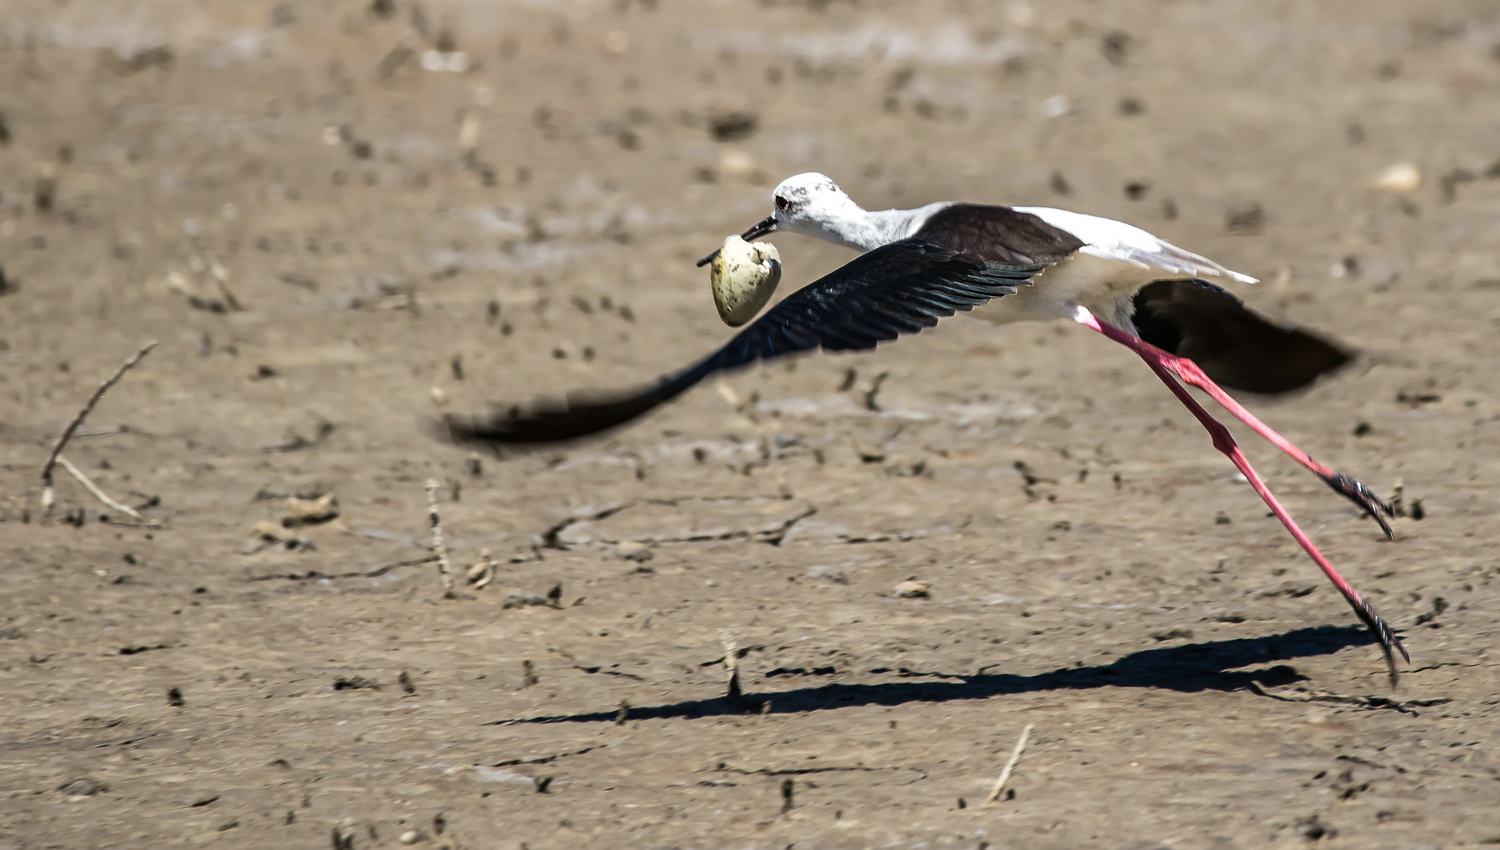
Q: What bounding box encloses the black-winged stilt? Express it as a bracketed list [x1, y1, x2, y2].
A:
[441, 173, 1406, 682]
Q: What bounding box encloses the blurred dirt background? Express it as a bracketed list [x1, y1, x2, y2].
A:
[2, 0, 1500, 847]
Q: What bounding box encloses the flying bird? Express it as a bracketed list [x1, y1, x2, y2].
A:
[440, 173, 1405, 682]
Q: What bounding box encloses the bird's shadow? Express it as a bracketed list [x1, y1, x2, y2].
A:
[488, 624, 1378, 726]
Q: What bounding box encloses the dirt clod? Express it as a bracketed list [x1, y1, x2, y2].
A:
[57, 777, 108, 797]
[333, 676, 380, 691]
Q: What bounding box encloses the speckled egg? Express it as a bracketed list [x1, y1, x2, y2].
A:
[709, 234, 781, 327]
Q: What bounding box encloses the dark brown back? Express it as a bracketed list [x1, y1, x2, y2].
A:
[916, 204, 1085, 266]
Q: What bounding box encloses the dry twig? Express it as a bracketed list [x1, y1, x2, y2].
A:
[863, 370, 890, 412]
[40, 341, 157, 514]
[56, 456, 143, 521]
[425, 479, 456, 599]
[719, 629, 742, 700]
[985, 723, 1034, 803]
[200, 249, 244, 311]
[467, 547, 497, 589]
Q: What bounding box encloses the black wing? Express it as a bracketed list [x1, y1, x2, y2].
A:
[440, 240, 1045, 446]
[1131, 279, 1354, 394]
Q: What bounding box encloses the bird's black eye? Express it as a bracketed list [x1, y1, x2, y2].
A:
[774, 195, 790, 212]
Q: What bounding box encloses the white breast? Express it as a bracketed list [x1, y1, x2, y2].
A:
[968, 251, 1154, 327]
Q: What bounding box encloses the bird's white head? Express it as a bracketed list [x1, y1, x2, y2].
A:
[767, 172, 862, 239]
[695, 172, 871, 267]
[774, 172, 858, 229]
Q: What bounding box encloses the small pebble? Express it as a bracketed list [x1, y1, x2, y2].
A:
[805, 565, 849, 584]
[894, 579, 930, 598]
[281, 492, 338, 527]
[718, 150, 756, 180]
[613, 541, 653, 563]
[1038, 95, 1070, 118]
[1373, 162, 1421, 193]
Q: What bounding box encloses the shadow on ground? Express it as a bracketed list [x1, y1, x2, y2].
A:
[490, 624, 1380, 726]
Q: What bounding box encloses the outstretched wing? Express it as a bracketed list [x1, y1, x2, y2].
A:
[440, 240, 1045, 446]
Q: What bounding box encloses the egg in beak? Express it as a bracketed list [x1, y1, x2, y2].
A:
[708, 234, 782, 326]
[696, 215, 777, 268]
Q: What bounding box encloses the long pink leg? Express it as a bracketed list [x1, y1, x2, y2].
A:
[1073, 307, 1407, 684]
[1103, 313, 1394, 535]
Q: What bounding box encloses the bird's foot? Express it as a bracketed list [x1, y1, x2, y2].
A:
[1319, 472, 1396, 539]
[1343, 590, 1409, 688]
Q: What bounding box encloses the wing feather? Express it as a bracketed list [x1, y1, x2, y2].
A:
[440, 241, 1044, 446]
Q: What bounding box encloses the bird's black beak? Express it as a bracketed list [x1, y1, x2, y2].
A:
[695, 215, 778, 268]
[739, 214, 778, 242]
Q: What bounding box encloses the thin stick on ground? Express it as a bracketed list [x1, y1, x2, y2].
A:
[40, 341, 157, 514]
[425, 479, 456, 599]
[56, 456, 144, 521]
[718, 629, 742, 701]
[985, 723, 1034, 803]
[467, 547, 496, 590]
[202, 250, 245, 312]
